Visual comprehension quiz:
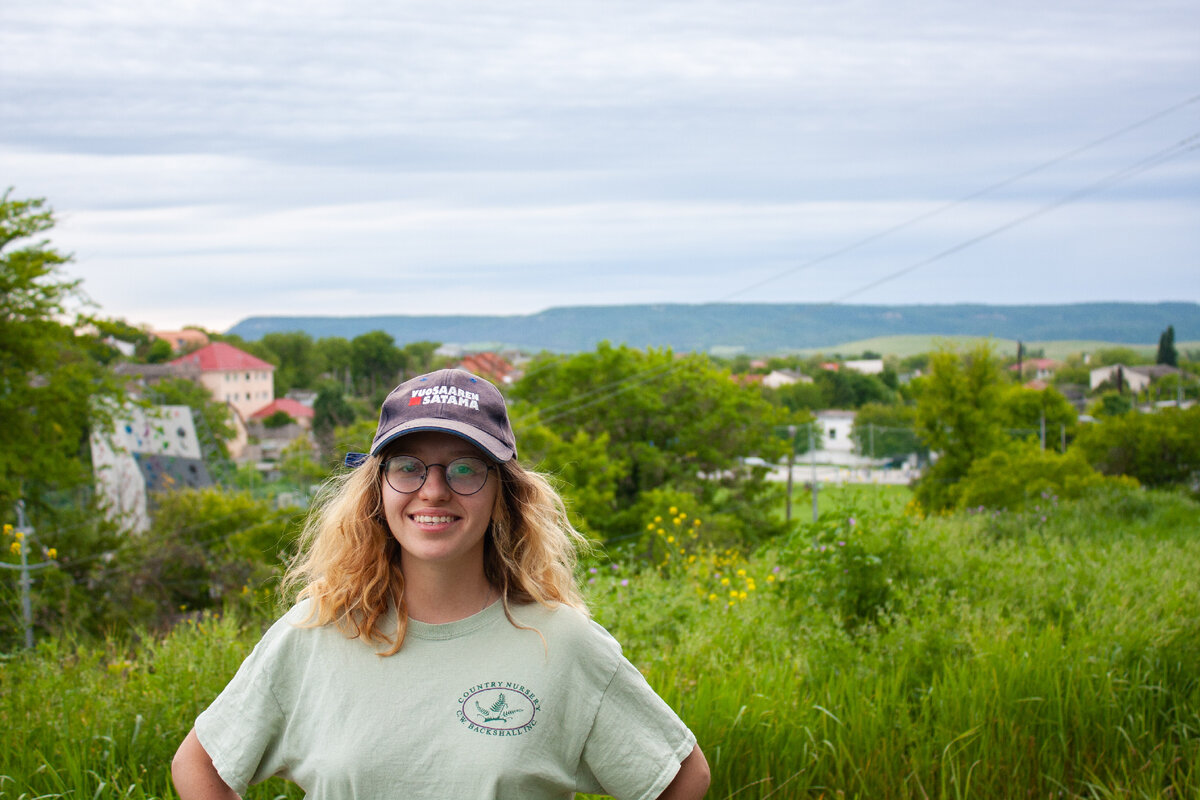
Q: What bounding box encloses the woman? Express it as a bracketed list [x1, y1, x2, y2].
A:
[172, 368, 710, 799]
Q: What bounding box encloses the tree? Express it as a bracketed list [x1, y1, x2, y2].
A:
[911, 344, 1007, 511]
[1073, 406, 1200, 490]
[0, 191, 121, 513]
[851, 403, 924, 461]
[813, 368, 894, 408]
[259, 331, 325, 396]
[998, 384, 1078, 447]
[956, 443, 1115, 511]
[316, 336, 353, 390]
[509, 343, 790, 538]
[350, 330, 405, 396]
[1156, 325, 1178, 367]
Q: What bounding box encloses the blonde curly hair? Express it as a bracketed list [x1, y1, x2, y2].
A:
[283, 452, 589, 656]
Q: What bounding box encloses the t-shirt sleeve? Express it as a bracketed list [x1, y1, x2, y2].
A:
[577, 657, 697, 800]
[193, 627, 291, 796]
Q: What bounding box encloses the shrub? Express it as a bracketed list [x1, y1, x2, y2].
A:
[1074, 406, 1200, 490]
[956, 442, 1130, 511]
[780, 504, 916, 630]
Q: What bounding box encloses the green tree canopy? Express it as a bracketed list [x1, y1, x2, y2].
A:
[911, 343, 1007, 511]
[350, 330, 404, 396]
[999, 384, 1078, 445]
[851, 403, 924, 461]
[0, 191, 121, 513]
[509, 343, 790, 539]
[1156, 324, 1178, 367]
[1073, 406, 1200, 489]
[259, 331, 325, 396]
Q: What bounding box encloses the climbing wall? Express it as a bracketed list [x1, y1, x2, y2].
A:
[90, 405, 212, 532]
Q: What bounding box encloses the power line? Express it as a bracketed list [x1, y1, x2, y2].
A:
[717, 93, 1200, 302]
[511, 98, 1200, 429]
[831, 132, 1200, 303]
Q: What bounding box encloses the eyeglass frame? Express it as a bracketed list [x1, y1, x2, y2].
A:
[380, 454, 496, 496]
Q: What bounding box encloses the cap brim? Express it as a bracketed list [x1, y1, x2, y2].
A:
[371, 419, 515, 463]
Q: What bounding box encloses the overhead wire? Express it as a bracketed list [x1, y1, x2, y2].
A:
[831, 131, 1200, 303]
[717, 93, 1200, 303]
[511, 95, 1200, 429]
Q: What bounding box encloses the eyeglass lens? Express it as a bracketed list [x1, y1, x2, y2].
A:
[383, 455, 491, 496]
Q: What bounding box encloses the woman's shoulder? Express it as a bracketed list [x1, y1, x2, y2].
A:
[252, 599, 349, 653]
[508, 601, 623, 659]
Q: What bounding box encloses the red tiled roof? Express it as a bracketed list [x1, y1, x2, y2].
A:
[459, 352, 514, 380]
[249, 397, 314, 420]
[170, 342, 275, 372]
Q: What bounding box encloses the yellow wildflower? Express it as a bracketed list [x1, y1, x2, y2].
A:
[736, 568, 746, 577]
[654, 516, 662, 523]
[667, 535, 675, 544]
[8, 541, 19, 555]
[693, 518, 702, 527]
[646, 523, 655, 531]
[669, 506, 677, 515]
[767, 574, 776, 582]
[3, 523, 11, 535]
[708, 593, 717, 602]
[657, 528, 665, 536]
[739, 591, 747, 600]
[729, 590, 738, 598]
[46, 548, 57, 559]
[679, 512, 687, 519]
[14, 531, 24, 542]
[720, 577, 730, 586]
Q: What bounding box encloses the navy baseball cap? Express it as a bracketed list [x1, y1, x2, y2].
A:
[345, 369, 516, 467]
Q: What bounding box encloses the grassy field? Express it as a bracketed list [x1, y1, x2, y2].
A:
[2, 485, 1198, 799]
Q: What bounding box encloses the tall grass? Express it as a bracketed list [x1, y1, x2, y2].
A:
[3, 485, 1198, 799]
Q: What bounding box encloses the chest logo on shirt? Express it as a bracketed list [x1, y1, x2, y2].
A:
[457, 682, 540, 736]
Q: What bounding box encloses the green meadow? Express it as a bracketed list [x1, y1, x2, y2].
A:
[3, 484, 1198, 799]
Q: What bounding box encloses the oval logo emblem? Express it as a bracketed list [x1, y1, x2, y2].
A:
[461, 687, 537, 733]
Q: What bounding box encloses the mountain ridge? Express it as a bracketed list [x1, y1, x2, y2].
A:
[227, 302, 1200, 354]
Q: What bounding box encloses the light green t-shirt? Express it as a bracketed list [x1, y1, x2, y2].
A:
[195, 600, 696, 800]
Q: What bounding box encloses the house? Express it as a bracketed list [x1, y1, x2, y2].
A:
[815, 410, 857, 454]
[1010, 358, 1060, 381]
[843, 359, 884, 376]
[170, 342, 276, 420]
[762, 369, 812, 389]
[1088, 364, 1181, 393]
[458, 352, 519, 384]
[249, 398, 315, 430]
[151, 329, 210, 352]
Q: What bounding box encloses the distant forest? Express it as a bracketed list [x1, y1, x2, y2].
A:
[228, 302, 1200, 354]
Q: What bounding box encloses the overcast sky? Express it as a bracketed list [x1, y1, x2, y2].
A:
[2, 0, 1198, 333]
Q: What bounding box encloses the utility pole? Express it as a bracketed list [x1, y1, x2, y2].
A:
[785, 425, 796, 523]
[1039, 411, 1046, 451]
[809, 422, 819, 523]
[1, 500, 55, 649]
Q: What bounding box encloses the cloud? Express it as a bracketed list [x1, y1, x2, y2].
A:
[1, 0, 1198, 331]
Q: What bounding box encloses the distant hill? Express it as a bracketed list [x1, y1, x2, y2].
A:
[227, 302, 1200, 355]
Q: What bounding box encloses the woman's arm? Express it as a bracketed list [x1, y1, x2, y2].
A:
[171, 728, 241, 800]
[657, 744, 711, 799]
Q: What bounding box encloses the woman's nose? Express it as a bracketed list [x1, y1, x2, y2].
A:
[418, 464, 453, 499]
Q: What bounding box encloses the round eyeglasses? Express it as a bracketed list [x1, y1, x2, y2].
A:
[382, 455, 494, 496]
